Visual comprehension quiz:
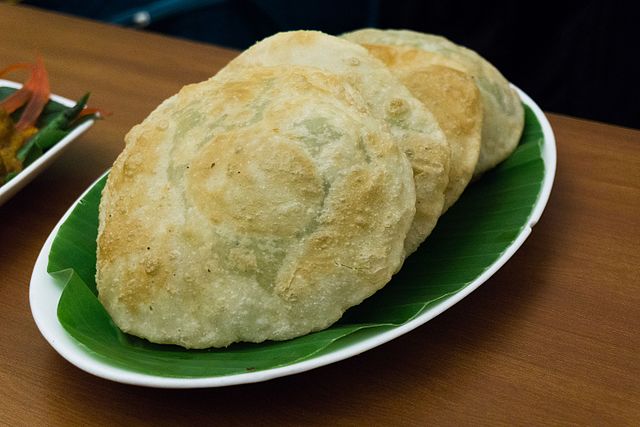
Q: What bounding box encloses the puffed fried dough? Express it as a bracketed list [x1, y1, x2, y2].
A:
[343, 28, 524, 177]
[220, 30, 450, 255]
[360, 43, 482, 211]
[96, 65, 416, 348]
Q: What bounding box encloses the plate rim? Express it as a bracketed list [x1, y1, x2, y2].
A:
[29, 87, 556, 388]
[0, 79, 95, 206]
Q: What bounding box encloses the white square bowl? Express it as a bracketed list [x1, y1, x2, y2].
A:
[0, 79, 95, 207]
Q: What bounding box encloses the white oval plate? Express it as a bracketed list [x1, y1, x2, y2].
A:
[0, 79, 95, 207]
[29, 88, 555, 388]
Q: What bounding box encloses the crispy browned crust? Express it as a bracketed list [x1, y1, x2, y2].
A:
[343, 29, 524, 177]
[97, 65, 416, 348]
[361, 43, 483, 210]
[221, 30, 450, 255]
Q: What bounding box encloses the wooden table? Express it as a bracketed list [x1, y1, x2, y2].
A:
[1, 4, 638, 425]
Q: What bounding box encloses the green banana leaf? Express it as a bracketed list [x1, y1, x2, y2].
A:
[48, 105, 546, 378]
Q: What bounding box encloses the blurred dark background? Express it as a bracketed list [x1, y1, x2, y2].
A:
[22, 0, 640, 129]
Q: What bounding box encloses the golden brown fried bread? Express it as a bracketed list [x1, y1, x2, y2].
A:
[343, 28, 524, 177]
[96, 65, 416, 348]
[361, 43, 482, 211]
[220, 30, 450, 255]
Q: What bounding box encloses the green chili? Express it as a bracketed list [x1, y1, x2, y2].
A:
[16, 93, 92, 164]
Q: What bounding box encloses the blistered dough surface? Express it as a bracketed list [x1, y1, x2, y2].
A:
[97, 66, 415, 348]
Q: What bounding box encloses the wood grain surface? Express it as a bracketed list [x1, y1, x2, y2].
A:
[0, 4, 638, 425]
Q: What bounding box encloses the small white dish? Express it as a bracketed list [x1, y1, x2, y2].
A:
[0, 79, 95, 207]
[29, 87, 556, 388]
